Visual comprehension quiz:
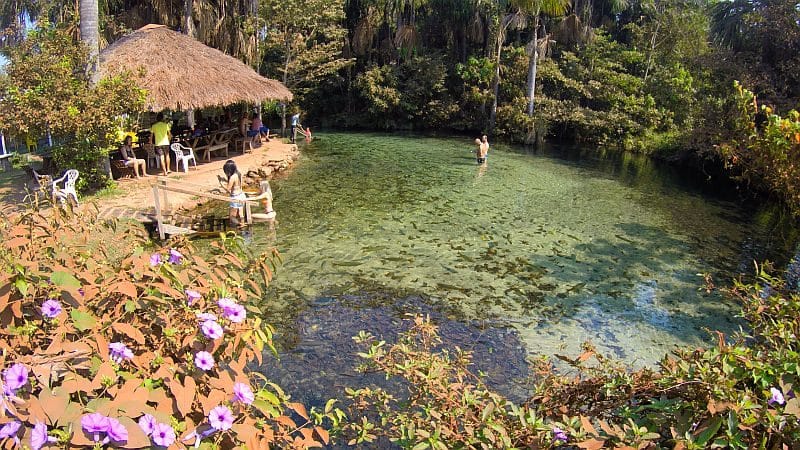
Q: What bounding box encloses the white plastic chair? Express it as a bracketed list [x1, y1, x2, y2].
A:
[144, 143, 160, 169]
[170, 143, 197, 173]
[52, 169, 79, 207]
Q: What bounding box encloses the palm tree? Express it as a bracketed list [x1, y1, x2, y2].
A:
[80, 0, 100, 81]
[488, 8, 524, 132]
[513, 0, 569, 117]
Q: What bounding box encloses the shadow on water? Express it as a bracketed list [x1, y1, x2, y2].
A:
[255, 292, 531, 417]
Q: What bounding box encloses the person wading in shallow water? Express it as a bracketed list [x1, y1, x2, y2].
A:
[224, 160, 246, 226]
[475, 135, 489, 164]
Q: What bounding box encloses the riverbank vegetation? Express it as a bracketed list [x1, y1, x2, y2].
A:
[2, 209, 799, 448]
[2, 0, 799, 211]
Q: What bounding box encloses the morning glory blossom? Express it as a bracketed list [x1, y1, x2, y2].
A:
[553, 426, 568, 442]
[168, 249, 183, 265]
[81, 413, 110, 442]
[196, 312, 217, 322]
[186, 290, 201, 305]
[194, 351, 215, 371]
[0, 420, 20, 439]
[105, 417, 128, 444]
[138, 414, 156, 435]
[208, 405, 234, 431]
[3, 364, 28, 392]
[149, 253, 162, 267]
[770, 387, 786, 405]
[152, 422, 176, 447]
[201, 320, 224, 340]
[108, 342, 134, 363]
[217, 297, 236, 310]
[224, 304, 246, 323]
[30, 422, 56, 450]
[41, 299, 62, 319]
[233, 382, 255, 405]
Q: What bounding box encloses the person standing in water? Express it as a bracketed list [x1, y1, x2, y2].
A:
[223, 160, 246, 226]
[475, 135, 489, 164]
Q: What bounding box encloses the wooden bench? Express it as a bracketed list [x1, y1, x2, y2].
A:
[110, 158, 137, 179]
[200, 131, 233, 161]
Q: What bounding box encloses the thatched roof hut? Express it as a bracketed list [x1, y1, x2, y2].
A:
[99, 24, 292, 111]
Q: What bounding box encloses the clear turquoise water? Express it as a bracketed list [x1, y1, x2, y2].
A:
[244, 132, 798, 366]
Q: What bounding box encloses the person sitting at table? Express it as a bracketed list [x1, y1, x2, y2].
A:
[119, 136, 148, 178]
[249, 112, 271, 142]
[150, 113, 172, 175]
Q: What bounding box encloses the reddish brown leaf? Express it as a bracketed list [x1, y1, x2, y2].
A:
[580, 416, 597, 435]
[314, 426, 330, 445]
[112, 281, 139, 299]
[112, 322, 146, 345]
[275, 415, 297, 430]
[39, 388, 69, 423]
[289, 402, 309, 420]
[91, 361, 117, 391]
[117, 415, 151, 449]
[200, 389, 227, 415]
[168, 376, 196, 417]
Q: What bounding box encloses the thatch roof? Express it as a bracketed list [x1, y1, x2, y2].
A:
[99, 24, 292, 111]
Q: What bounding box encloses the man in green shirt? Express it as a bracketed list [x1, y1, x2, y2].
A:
[150, 113, 172, 175]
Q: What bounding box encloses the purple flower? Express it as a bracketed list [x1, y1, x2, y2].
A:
[217, 297, 236, 310]
[108, 342, 134, 364]
[182, 425, 215, 446]
[30, 422, 55, 450]
[0, 420, 20, 439]
[553, 426, 568, 443]
[208, 405, 234, 431]
[194, 351, 215, 371]
[233, 382, 255, 405]
[3, 363, 28, 392]
[770, 387, 786, 405]
[186, 289, 201, 305]
[224, 304, 246, 323]
[149, 253, 161, 267]
[138, 414, 156, 436]
[168, 249, 183, 265]
[41, 299, 62, 319]
[105, 417, 128, 443]
[81, 413, 110, 442]
[152, 422, 176, 447]
[201, 320, 224, 340]
[196, 312, 217, 322]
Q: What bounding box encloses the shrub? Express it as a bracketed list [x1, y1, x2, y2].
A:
[345, 265, 800, 448]
[0, 208, 340, 448]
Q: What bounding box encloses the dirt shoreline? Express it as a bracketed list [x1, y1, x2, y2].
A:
[0, 140, 300, 219]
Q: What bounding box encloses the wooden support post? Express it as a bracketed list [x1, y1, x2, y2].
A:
[153, 184, 165, 240]
[160, 178, 171, 213]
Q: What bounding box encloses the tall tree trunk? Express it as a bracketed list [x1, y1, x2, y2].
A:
[489, 17, 511, 134]
[183, 0, 195, 38]
[525, 16, 540, 117]
[183, 0, 195, 128]
[80, 0, 111, 177]
[79, 0, 99, 82]
[281, 43, 291, 137]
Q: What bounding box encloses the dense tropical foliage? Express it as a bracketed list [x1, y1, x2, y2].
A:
[2, 0, 799, 194]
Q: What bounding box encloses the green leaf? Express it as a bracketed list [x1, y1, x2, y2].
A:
[13, 278, 28, 296]
[70, 309, 97, 331]
[694, 416, 723, 446]
[124, 300, 137, 313]
[50, 271, 81, 289]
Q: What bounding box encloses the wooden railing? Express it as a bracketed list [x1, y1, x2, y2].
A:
[151, 177, 252, 240]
